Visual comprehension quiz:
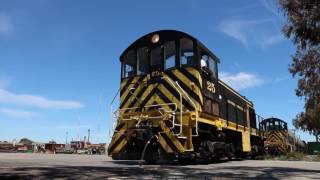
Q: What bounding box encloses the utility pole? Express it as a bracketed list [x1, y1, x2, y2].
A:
[292, 129, 296, 151]
[88, 129, 90, 143]
[66, 132, 68, 144]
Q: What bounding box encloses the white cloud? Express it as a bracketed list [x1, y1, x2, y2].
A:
[0, 88, 84, 109]
[0, 13, 13, 35]
[218, 19, 250, 46]
[0, 108, 39, 119]
[219, 72, 263, 90]
[218, 18, 283, 47]
[261, 34, 284, 47]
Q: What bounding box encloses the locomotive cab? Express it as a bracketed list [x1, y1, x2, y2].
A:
[121, 31, 219, 82]
[260, 118, 288, 132]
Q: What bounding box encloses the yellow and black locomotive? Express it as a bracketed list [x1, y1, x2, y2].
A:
[260, 117, 306, 155]
[108, 30, 265, 163]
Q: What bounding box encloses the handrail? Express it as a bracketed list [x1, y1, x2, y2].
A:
[161, 76, 183, 135]
[110, 75, 200, 137]
[256, 114, 264, 137]
[117, 103, 177, 112]
[116, 103, 177, 121]
[109, 86, 121, 137]
[175, 81, 199, 136]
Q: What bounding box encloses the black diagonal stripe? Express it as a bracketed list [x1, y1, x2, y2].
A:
[137, 87, 158, 112]
[156, 89, 179, 111]
[268, 134, 279, 142]
[120, 77, 135, 96]
[115, 123, 125, 131]
[165, 71, 202, 106]
[120, 76, 145, 108]
[280, 131, 287, 138]
[160, 132, 179, 153]
[273, 131, 284, 141]
[164, 120, 173, 129]
[108, 134, 125, 154]
[269, 132, 283, 143]
[179, 68, 201, 89]
[124, 85, 149, 113]
[161, 79, 194, 111]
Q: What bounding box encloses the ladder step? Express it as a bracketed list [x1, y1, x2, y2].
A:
[184, 149, 194, 152]
[176, 136, 187, 139]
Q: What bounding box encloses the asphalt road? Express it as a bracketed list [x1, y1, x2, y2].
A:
[0, 153, 320, 179]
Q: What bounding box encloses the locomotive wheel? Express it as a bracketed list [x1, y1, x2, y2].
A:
[178, 157, 196, 164]
[111, 153, 124, 160]
[144, 151, 159, 164]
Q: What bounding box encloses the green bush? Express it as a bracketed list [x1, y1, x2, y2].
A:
[264, 154, 273, 160]
[278, 155, 288, 161]
[263, 152, 320, 161]
[315, 153, 320, 161]
[286, 152, 305, 160]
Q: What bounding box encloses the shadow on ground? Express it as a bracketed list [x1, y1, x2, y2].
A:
[1, 164, 320, 180]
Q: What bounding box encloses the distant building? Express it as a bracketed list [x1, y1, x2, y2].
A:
[87, 143, 107, 154]
[45, 143, 65, 154]
[70, 140, 86, 150]
[0, 141, 15, 152]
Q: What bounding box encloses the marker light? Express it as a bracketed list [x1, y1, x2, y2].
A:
[151, 34, 160, 43]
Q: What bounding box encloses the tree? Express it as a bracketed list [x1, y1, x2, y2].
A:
[278, 0, 320, 141]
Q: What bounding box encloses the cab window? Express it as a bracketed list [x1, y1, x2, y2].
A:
[208, 57, 217, 78]
[137, 47, 149, 75]
[180, 38, 195, 67]
[151, 46, 163, 66]
[201, 53, 217, 78]
[123, 50, 136, 78]
[275, 120, 280, 130]
[164, 41, 176, 70]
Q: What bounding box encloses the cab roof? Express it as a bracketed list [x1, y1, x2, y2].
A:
[261, 117, 287, 125]
[120, 30, 220, 63]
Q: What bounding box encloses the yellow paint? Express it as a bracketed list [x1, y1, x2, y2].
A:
[120, 76, 148, 108]
[159, 134, 173, 153]
[242, 130, 251, 152]
[159, 121, 185, 153]
[120, 77, 140, 102]
[172, 70, 203, 104]
[113, 139, 128, 153]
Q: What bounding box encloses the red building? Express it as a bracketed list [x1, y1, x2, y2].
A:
[45, 143, 65, 154]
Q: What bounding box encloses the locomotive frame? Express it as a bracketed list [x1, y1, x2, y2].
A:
[108, 30, 265, 163]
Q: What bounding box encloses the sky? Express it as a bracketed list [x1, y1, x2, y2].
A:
[0, 0, 315, 143]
